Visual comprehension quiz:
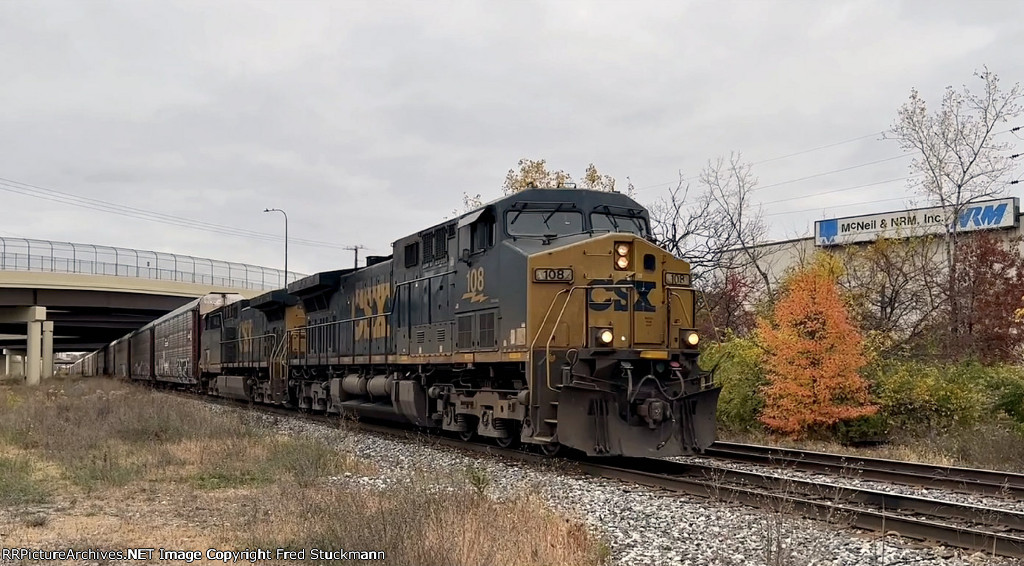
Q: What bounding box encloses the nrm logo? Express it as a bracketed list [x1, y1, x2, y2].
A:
[958, 203, 1008, 229]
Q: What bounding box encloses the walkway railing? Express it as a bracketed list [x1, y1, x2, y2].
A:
[0, 237, 303, 291]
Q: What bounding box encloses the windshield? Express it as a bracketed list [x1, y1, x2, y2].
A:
[590, 212, 649, 236]
[506, 210, 584, 236]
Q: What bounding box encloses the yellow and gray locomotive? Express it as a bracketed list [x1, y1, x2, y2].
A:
[90, 188, 720, 458]
[210, 188, 720, 457]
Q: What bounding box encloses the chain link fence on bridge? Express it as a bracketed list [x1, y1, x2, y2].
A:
[0, 237, 302, 291]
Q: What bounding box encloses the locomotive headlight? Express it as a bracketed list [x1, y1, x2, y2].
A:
[684, 331, 700, 347]
[614, 241, 631, 270]
[598, 329, 614, 345]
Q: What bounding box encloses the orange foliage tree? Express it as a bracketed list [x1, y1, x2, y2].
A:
[757, 261, 877, 436]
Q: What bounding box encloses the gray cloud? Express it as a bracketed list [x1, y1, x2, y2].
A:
[0, 0, 1020, 275]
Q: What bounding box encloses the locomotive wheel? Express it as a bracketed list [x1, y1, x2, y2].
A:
[495, 435, 516, 448]
[458, 429, 475, 442]
[539, 442, 561, 457]
[494, 420, 521, 448]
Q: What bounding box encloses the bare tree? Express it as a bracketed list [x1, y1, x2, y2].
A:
[697, 153, 776, 300]
[888, 67, 1024, 338]
[836, 237, 946, 357]
[648, 174, 712, 269]
[890, 68, 1022, 218]
[647, 155, 775, 335]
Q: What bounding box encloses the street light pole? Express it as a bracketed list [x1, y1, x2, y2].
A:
[263, 208, 288, 287]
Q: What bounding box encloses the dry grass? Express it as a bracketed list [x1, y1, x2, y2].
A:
[0, 378, 608, 566]
[243, 481, 607, 566]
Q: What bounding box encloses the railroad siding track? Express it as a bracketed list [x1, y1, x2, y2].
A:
[707, 442, 1024, 498]
[579, 461, 1024, 559]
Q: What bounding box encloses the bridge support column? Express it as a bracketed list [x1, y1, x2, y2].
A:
[3, 349, 25, 378]
[42, 321, 54, 380]
[0, 350, 7, 376]
[0, 307, 47, 385]
[26, 321, 41, 386]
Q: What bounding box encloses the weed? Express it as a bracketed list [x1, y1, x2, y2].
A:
[464, 464, 491, 496]
[0, 455, 50, 505]
[20, 512, 48, 528]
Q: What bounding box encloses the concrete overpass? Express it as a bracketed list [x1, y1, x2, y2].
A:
[0, 237, 303, 384]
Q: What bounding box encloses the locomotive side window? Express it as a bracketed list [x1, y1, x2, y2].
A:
[506, 211, 583, 236]
[206, 314, 222, 330]
[470, 217, 494, 253]
[404, 242, 419, 268]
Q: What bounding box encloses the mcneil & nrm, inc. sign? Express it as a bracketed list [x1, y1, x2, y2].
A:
[815, 197, 1020, 247]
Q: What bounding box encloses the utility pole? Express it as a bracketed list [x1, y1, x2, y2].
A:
[344, 245, 367, 268]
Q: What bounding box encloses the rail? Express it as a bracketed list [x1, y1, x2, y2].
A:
[707, 442, 1024, 498]
[0, 236, 302, 290]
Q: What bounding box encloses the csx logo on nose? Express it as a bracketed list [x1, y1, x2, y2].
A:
[587, 279, 656, 312]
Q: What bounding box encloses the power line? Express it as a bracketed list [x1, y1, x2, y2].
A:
[0, 176, 349, 250]
[752, 131, 887, 166]
[632, 129, 890, 193]
[763, 175, 1020, 220]
[750, 154, 912, 192]
[763, 195, 912, 218]
[758, 176, 912, 206]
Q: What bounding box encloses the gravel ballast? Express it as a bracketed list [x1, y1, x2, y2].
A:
[213, 401, 1018, 566]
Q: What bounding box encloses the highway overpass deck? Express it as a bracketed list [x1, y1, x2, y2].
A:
[0, 237, 306, 384]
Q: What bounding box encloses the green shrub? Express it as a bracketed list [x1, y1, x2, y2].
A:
[863, 360, 1023, 437]
[701, 335, 765, 433]
[975, 365, 1024, 427]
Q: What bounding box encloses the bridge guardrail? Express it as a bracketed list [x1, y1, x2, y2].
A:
[0, 237, 301, 291]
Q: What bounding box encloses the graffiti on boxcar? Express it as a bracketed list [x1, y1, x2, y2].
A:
[353, 281, 391, 341]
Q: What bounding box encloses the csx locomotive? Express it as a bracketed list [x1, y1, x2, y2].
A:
[72, 188, 720, 457]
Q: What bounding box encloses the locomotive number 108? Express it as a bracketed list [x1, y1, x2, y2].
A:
[533, 267, 574, 283]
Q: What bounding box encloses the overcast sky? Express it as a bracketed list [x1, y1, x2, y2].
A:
[1, 0, 1021, 278]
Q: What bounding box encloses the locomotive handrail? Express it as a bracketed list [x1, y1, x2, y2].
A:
[282, 271, 457, 364]
[665, 285, 697, 338]
[220, 332, 278, 365]
[532, 283, 637, 394]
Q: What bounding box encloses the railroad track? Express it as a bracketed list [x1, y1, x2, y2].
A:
[587, 457, 1024, 559]
[154, 386, 1024, 559]
[705, 441, 1024, 498]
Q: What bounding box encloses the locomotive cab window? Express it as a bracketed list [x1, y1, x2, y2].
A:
[590, 211, 649, 237]
[506, 210, 583, 236]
